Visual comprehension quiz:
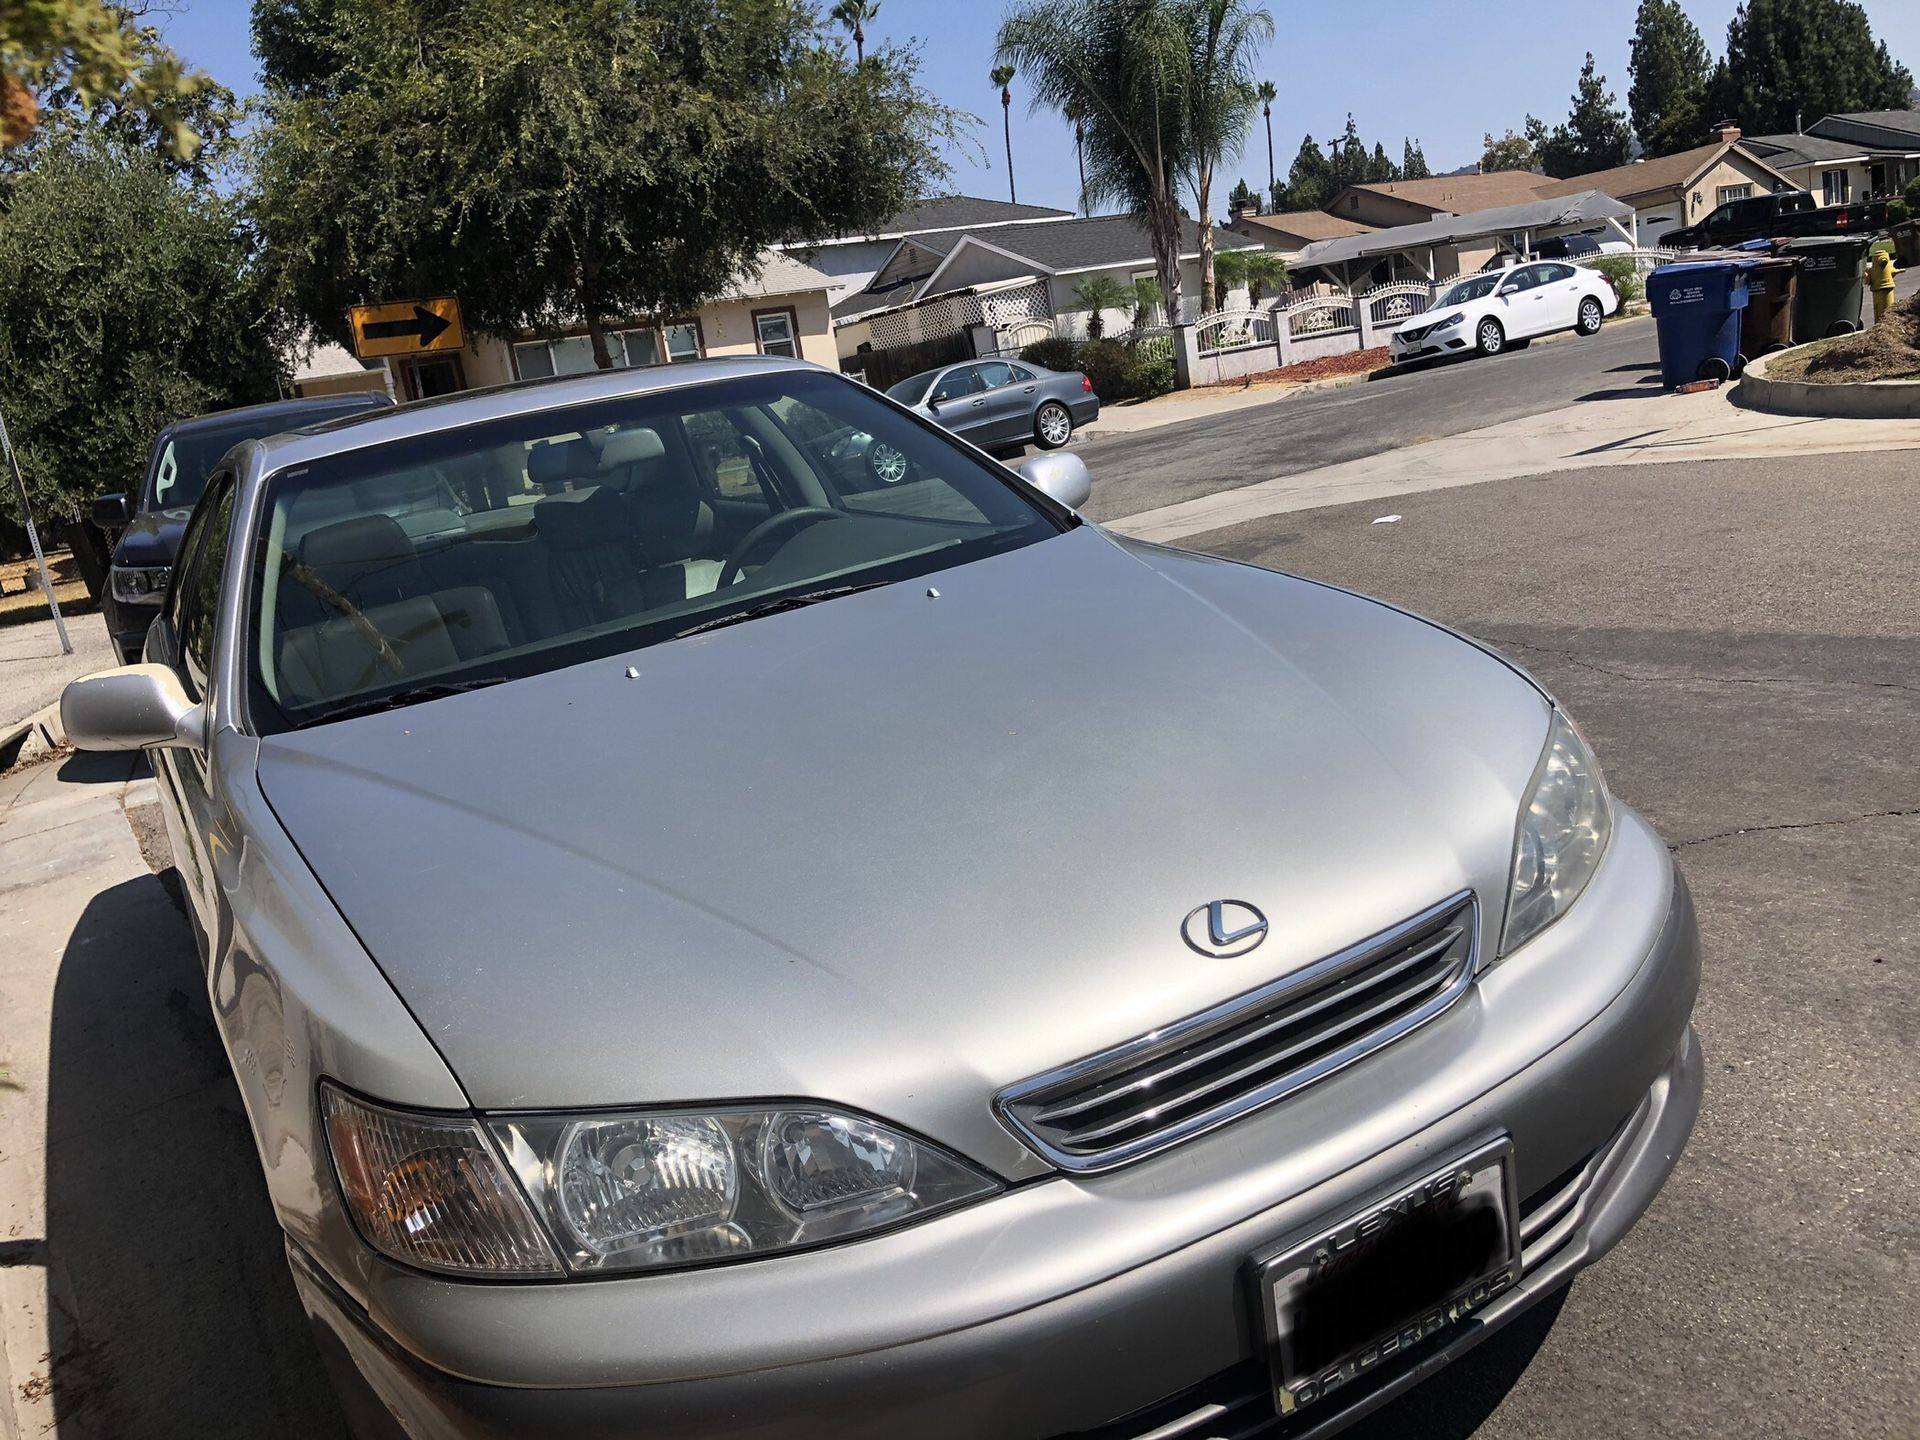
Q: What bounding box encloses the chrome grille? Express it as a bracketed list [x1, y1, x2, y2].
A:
[998, 893, 1477, 1172]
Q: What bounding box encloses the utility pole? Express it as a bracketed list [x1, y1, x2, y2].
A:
[0, 403, 72, 656]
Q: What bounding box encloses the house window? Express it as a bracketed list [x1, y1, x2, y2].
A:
[1868, 163, 1889, 196]
[1822, 169, 1851, 206]
[1716, 183, 1752, 205]
[753, 308, 800, 358]
[664, 321, 703, 362]
[512, 327, 661, 378]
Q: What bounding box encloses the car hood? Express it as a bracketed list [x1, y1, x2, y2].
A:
[111, 506, 191, 567]
[256, 526, 1549, 1167]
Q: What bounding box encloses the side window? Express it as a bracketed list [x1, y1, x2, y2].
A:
[975, 361, 1016, 390]
[1541, 263, 1576, 283]
[930, 367, 980, 403]
[680, 410, 763, 501]
[177, 476, 236, 699]
[1008, 365, 1036, 382]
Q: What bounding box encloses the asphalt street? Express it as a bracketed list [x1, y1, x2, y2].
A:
[1194, 452, 1920, 1439]
[1078, 318, 1659, 522]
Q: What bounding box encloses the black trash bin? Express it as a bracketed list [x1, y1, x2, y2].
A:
[1648, 260, 1751, 387]
[1783, 236, 1871, 337]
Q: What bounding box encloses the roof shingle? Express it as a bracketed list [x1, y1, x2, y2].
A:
[1340, 169, 1559, 213]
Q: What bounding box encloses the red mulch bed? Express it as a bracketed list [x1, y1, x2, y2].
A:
[1200, 347, 1390, 389]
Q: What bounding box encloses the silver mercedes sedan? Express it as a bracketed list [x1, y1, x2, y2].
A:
[63, 357, 1700, 1439]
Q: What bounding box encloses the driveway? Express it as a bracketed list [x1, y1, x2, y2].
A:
[1202, 450, 1919, 1439]
[1078, 317, 1655, 522]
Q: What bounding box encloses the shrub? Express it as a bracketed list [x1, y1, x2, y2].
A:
[1073, 338, 1141, 400]
[1887, 198, 1911, 226]
[1018, 336, 1080, 371]
[1592, 255, 1642, 303]
[1904, 175, 1920, 211]
[1132, 351, 1175, 398]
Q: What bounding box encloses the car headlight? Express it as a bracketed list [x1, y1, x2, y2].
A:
[108, 565, 171, 605]
[321, 1085, 1000, 1277]
[1431, 312, 1464, 330]
[1501, 710, 1613, 955]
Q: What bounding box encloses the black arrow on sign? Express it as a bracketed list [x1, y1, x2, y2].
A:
[362, 305, 452, 347]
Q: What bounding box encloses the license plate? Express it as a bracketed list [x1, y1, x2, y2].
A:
[1255, 1138, 1520, 1418]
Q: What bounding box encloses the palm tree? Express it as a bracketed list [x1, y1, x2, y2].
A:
[831, 0, 879, 64]
[991, 64, 1018, 204]
[1186, 0, 1275, 319]
[1257, 79, 1277, 197]
[1070, 275, 1131, 340]
[1211, 247, 1287, 308]
[1064, 99, 1089, 216]
[997, 0, 1202, 321]
[1130, 275, 1164, 328]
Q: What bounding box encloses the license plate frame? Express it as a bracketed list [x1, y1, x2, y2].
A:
[1254, 1137, 1521, 1419]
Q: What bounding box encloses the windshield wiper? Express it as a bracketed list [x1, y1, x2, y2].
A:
[666, 581, 888, 640]
[298, 677, 509, 728]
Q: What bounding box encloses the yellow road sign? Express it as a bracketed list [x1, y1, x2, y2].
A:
[348, 296, 465, 359]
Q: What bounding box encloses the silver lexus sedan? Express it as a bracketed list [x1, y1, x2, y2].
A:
[62, 357, 1700, 1439]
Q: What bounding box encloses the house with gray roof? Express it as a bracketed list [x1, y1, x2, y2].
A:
[777, 195, 1073, 315]
[832, 212, 1265, 362]
[1748, 111, 1920, 207]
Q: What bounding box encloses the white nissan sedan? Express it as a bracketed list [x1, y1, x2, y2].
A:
[1390, 262, 1620, 364]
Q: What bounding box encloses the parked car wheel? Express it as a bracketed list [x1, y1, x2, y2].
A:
[867, 441, 910, 485]
[1033, 402, 1073, 450]
[1577, 297, 1604, 336]
[1476, 318, 1506, 356]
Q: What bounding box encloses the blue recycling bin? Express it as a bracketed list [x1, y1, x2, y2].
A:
[1648, 260, 1752, 387]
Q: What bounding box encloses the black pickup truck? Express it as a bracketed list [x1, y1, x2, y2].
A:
[1660, 189, 1889, 248]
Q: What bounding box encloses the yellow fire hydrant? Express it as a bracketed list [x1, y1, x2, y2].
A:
[1868, 246, 1898, 322]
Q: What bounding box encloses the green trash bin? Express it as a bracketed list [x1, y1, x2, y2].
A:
[1783, 236, 1870, 337]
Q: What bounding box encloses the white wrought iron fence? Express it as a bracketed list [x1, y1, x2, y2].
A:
[1358, 281, 1433, 328]
[1283, 294, 1357, 339]
[1193, 308, 1276, 355]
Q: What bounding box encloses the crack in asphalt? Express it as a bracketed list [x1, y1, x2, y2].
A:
[1483, 636, 1919, 695]
[1668, 807, 1920, 851]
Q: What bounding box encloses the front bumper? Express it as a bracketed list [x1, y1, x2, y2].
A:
[295, 813, 1701, 1440]
[1389, 323, 1472, 363]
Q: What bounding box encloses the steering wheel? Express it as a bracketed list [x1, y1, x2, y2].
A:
[717, 507, 844, 588]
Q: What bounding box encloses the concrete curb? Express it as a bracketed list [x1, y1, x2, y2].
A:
[1736, 347, 1920, 419]
[0, 702, 68, 775]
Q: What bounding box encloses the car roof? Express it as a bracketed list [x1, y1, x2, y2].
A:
[248, 355, 821, 470]
[160, 390, 389, 440]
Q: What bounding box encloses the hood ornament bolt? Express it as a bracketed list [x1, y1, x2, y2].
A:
[927, 587, 941, 599]
[624, 666, 641, 679]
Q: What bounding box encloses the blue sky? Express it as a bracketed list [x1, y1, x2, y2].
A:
[158, 0, 1919, 215]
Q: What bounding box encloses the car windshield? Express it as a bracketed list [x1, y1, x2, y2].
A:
[147, 408, 364, 512]
[248, 369, 1066, 732]
[1434, 274, 1502, 307]
[884, 372, 933, 403]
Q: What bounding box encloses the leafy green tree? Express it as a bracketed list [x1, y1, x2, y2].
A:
[1629, 0, 1711, 158]
[1706, 0, 1912, 137]
[0, 137, 287, 533]
[1228, 175, 1257, 214]
[254, 0, 967, 367]
[1533, 54, 1631, 178]
[1402, 138, 1429, 179]
[1367, 140, 1397, 183]
[1070, 275, 1131, 339]
[830, 0, 879, 64]
[992, 64, 1017, 203]
[0, 0, 212, 157]
[1480, 128, 1537, 172]
[1274, 133, 1330, 211]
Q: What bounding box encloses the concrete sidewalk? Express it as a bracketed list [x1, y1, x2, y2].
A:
[1, 617, 110, 733]
[0, 752, 340, 1438]
[1078, 370, 1374, 439]
[1107, 377, 1920, 545]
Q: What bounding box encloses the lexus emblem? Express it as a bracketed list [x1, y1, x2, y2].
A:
[1182, 900, 1269, 958]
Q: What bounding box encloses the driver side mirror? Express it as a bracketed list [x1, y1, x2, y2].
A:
[93, 492, 133, 528]
[1017, 450, 1092, 511]
[61, 664, 206, 753]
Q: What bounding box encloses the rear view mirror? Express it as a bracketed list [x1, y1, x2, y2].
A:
[61, 664, 206, 752]
[93, 492, 133, 528]
[1017, 450, 1092, 511]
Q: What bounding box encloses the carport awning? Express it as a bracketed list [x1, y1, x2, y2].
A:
[1292, 190, 1635, 270]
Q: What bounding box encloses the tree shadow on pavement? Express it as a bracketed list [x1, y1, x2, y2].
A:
[40, 870, 344, 1438]
[1339, 1284, 1570, 1439]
